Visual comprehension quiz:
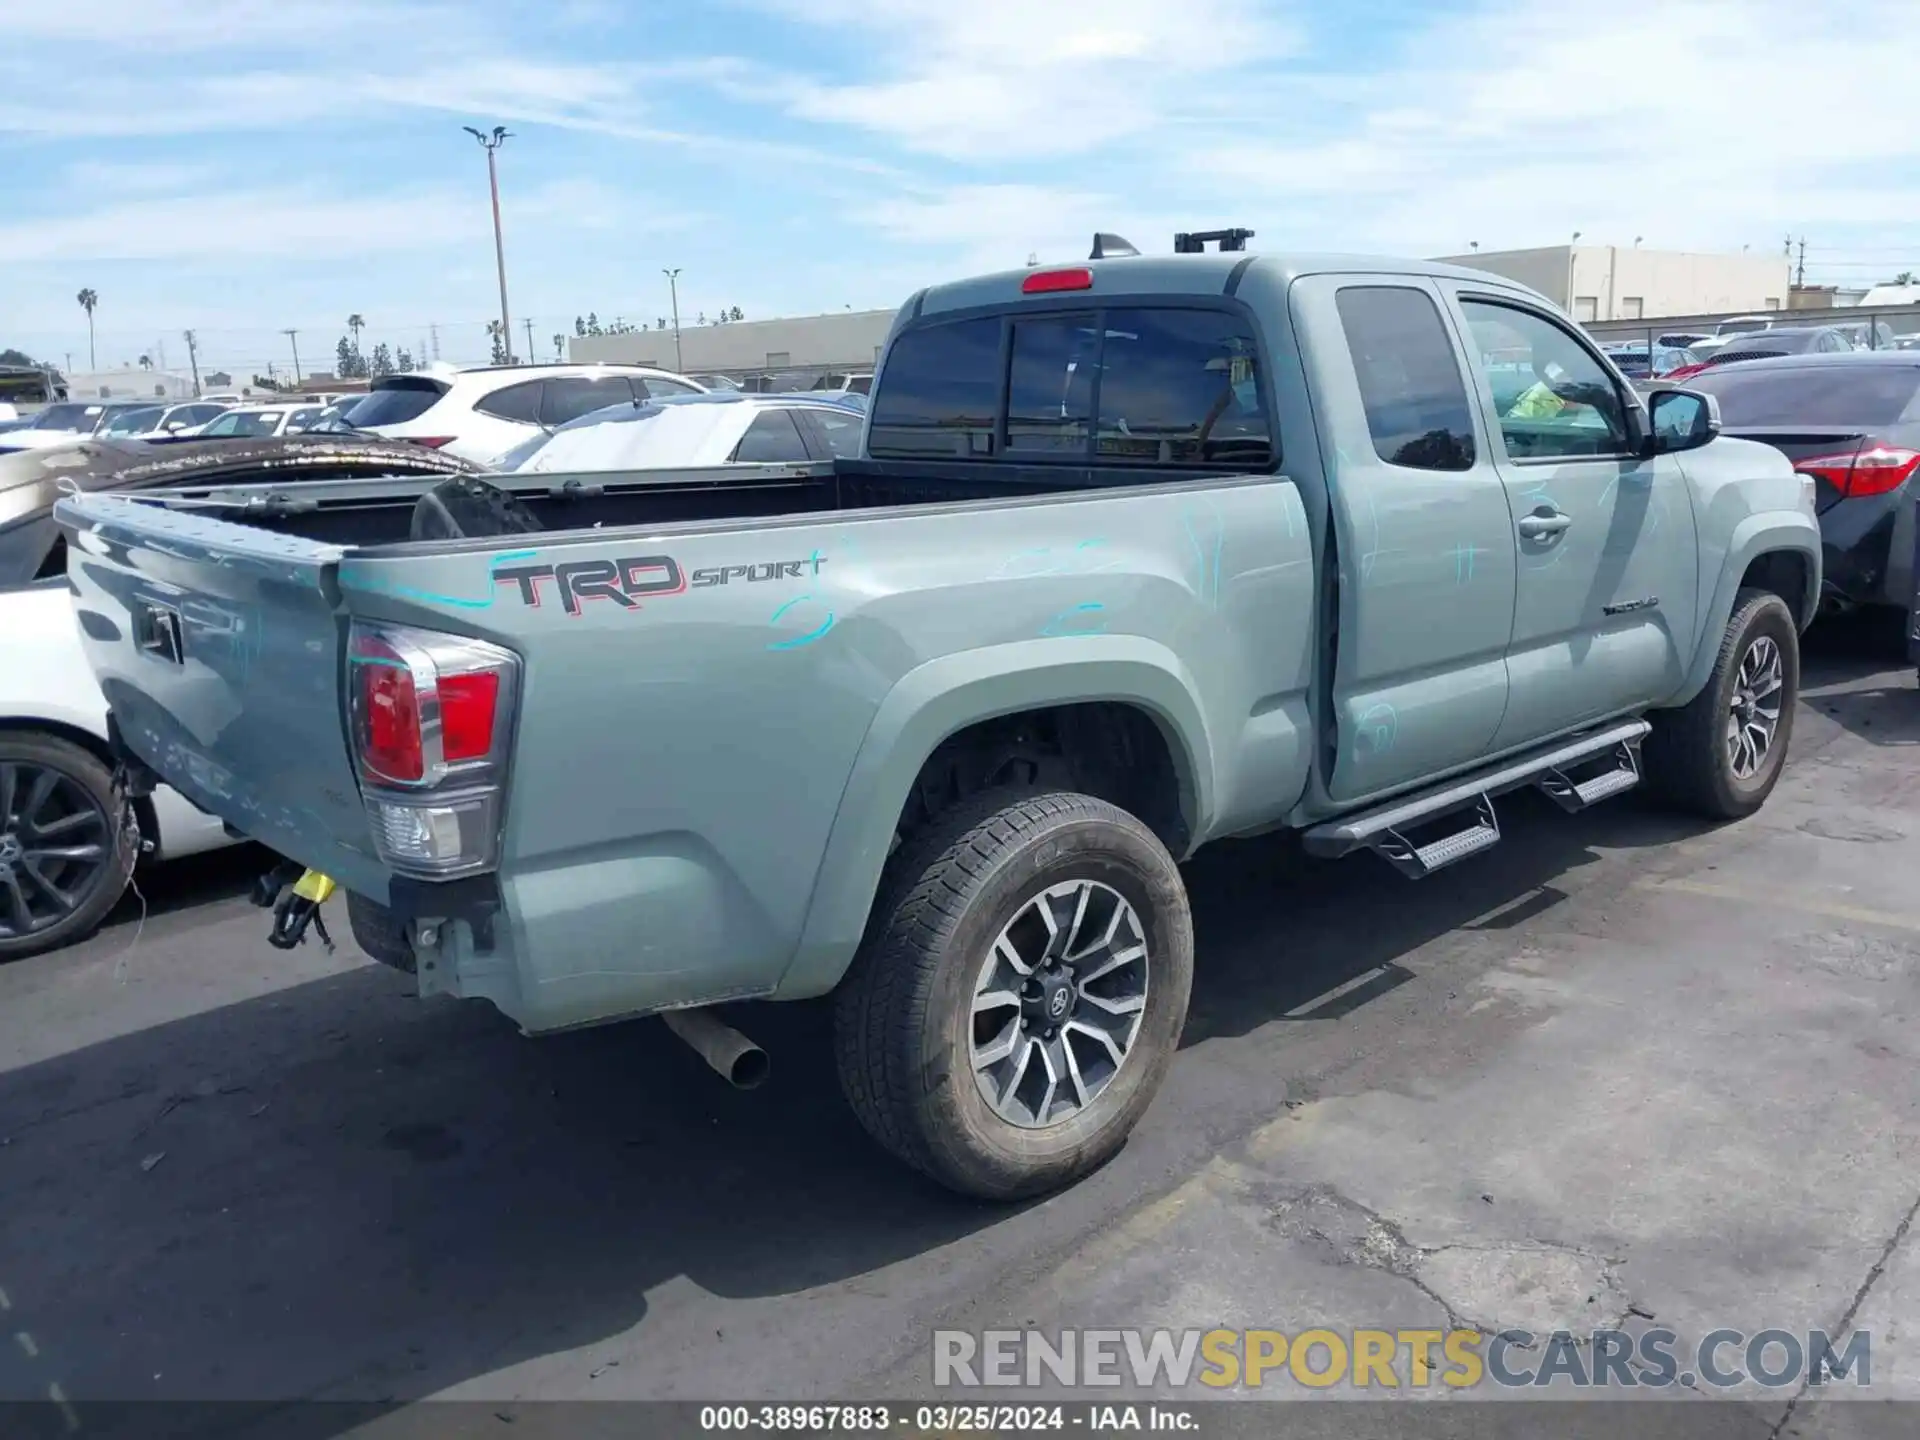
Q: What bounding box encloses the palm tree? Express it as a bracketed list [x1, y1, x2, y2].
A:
[346, 314, 365, 346]
[1895, 272, 1917, 286]
[76, 289, 98, 369]
[138, 354, 152, 370]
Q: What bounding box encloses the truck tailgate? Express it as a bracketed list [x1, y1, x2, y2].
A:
[56, 494, 392, 899]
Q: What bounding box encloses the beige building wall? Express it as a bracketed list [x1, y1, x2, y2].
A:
[569, 309, 896, 374]
[1432, 246, 1792, 321]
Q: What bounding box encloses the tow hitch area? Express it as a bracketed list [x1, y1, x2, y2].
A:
[252, 860, 338, 953]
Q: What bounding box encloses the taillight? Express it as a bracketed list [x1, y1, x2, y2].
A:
[409, 436, 457, 449]
[1792, 443, 1920, 499]
[348, 622, 518, 878]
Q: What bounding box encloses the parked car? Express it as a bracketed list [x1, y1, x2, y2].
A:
[810, 371, 874, 395]
[498, 392, 866, 471]
[1684, 352, 1920, 614]
[0, 401, 162, 453]
[0, 435, 482, 961]
[347, 364, 708, 465]
[59, 247, 1818, 1197]
[687, 374, 744, 392]
[196, 403, 336, 439]
[1601, 343, 1694, 380]
[1666, 327, 1856, 382]
[95, 401, 230, 440]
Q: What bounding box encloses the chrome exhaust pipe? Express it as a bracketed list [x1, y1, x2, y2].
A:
[661, 1007, 769, 1090]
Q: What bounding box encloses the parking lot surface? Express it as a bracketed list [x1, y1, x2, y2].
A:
[1, 637, 1916, 1435]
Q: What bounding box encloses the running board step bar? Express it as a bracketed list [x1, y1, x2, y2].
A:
[1303, 719, 1653, 880]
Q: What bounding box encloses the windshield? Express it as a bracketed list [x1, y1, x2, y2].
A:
[501, 399, 739, 471]
[202, 410, 285, 437]
[1688, 364, 1920, 428]
[28, 404, 101, 434]
[100, 406, 164, 436]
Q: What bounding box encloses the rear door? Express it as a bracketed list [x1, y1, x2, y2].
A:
[55, 495, 393, 899]
[1292, 276, 1517, 801]
[1442, 289, 1698, 746]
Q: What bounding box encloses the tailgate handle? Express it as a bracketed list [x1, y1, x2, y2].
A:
[132, 600, 185, 665]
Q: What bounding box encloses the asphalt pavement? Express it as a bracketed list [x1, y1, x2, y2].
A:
[2, 627, 1917, 1438]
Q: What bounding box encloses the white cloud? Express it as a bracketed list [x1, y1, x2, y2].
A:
[0, 178, 692, 264]
[765, 0, 1298, 160]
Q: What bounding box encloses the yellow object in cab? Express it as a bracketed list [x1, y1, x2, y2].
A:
[292, 870, 337, 903]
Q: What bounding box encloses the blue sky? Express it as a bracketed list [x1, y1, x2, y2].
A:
[3, 0, 1915, 380]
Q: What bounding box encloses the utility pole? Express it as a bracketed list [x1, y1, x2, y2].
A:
[663, 267, 683, 372]
[429, 324, 441, 362]
[463, 126, 515, 364]
[1795, 237, 1807, 288]
[524, 318, 536, 364]
[282, 329, 301, 386]
[183, 329, 201, 396]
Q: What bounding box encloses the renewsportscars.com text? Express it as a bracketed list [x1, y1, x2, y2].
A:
[932, 1327, 1871, 1391]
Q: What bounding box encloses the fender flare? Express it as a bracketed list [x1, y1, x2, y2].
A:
[773, 635, 1217, 999]
[1672, 511, 1821, 707]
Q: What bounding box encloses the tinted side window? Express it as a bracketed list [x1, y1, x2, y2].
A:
[1335, 286, 1476, 472]
[474, 381, 542, 424]
[732, 409, 811, 463]
[539, 377, 636, 427]
[1096, 309, 1273, 467]
[807, 407, 864, 459]
[1007, 313, 1096, 455]
[868, 317, 1001, 457]
[1460, 300, 1629, 460]
[639, 377, 701, 398]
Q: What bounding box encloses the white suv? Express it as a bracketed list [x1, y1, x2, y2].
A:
[348, 364, 706, 464]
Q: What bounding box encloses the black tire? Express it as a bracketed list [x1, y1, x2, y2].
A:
[346, 890, 416, 973]
[1643, 587, 1799, 820]
[833, 787, 1193, 1201]
[0, 732, 137, 963]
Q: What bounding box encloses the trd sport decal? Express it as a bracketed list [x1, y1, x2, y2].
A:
[494, 551, 828, 617]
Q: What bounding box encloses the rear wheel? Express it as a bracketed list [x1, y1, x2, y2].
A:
[0, 733, 136, 962]
[833, 788, 1193, 1200]
[1644, 587, 1799, 819]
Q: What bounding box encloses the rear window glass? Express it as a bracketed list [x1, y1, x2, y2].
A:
[1007, 314, 1096, 455]
[1688, 364, 1920, 428]
[868, 317, 1001, 457]
[870, 307, 1273, 468]
[1336, 286, 1476, 471]
[350, 381, 448, 426]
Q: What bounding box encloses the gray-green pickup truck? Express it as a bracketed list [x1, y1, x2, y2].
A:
[58, 245, 1821, 1199]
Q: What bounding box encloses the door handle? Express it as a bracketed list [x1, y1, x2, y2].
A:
[1517, 509, 1572, 540]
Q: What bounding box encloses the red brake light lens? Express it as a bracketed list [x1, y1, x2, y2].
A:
[437, 670, 500, 762]
[1792, 443, 1920, 499]
[1022, 268, 1094, 295]
[410, 436, 457, 449]
[354, 642, 424, 783]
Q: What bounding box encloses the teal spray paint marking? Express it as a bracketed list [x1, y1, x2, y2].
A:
[768, 594, 835, 651]
[1040, 601, 1108, 637]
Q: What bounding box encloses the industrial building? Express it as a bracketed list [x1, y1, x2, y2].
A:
[569, 309, 894, 378]
[1431, 244, 1792, 322]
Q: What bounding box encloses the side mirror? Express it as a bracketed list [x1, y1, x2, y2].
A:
[1641, 387, 1720, 456]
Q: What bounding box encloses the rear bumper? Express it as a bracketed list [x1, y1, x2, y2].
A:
[1818, 483, 1916, 609]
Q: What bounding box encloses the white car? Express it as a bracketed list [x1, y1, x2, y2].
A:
[0, 583, 232, 960]
[196, 403, 331, 439]
[95, 401, 232, 440]
[500, 392, 865, 472]
[349, 363, 706, 465]
[0, 401, 163, 452]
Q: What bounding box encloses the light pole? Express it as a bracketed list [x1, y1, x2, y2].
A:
[1566, 230, 1582, 314]
[282, 328, 301, 386]
[663, 268, 683, 372]
[464, 125, 515, 364]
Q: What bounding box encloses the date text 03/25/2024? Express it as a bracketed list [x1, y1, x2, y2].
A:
[696, 1403, 1197, 1433]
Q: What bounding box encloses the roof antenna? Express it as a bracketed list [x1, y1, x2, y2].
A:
[1090, 232, 1140, 260]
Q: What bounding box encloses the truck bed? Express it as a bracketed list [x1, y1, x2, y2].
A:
[152, 457, 1181, 549]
